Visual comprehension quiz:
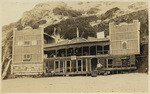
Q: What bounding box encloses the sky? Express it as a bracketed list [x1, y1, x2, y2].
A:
[0, 0, 50, 26]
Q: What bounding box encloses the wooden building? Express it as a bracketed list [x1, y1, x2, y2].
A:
[12, 26, 44, 75]
[12, 20, 140, 76]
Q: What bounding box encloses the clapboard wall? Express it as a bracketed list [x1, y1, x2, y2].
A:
[12, 26, 44, 75]
[109, 20, 140, 55]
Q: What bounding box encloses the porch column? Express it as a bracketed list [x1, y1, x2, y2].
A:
[86, 59, 88, 72]
[63, 60, 65, 73]
[76, 60, 78, 72]
[89, 46, 90, 55]
[82, 47, 83, 56]
[65, 61, 67, 72]
[89, 59, 91, 72]
[59, 61, 60, 72]
[70, 61, 71, 72]
[66, 48, 67, 57]
[54, 61, 55, 73]
[106, 59, 108, 68]
[81, 60, 83, 72]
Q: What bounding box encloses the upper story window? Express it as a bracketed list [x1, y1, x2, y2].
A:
[122, 41, 127, 49]
[23, 54, 31, 61]
[17, 41, 23, 46]
[24, 41, 30, 46]
[32, 40, 37, 45]
[104, 45, 109, 54]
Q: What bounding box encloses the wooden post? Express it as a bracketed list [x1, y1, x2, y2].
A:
[76, 60, 78, 72]
[89, 46, 90, 55]
[54, 61, 55, 73]
[81, 60, 83, 72]
[66, 48, 67, 57]
[89, 59, 91, 72]
[59, 61, 60, 72]
[63, 60, 65, 73]
[65, 61, 67, 72]
[86, 59, 88, 72]
[70, 61, 71, 72]
[106, 59, 108, 68]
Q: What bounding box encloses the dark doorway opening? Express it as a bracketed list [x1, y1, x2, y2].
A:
[67, 61, 70, 72]
[91, 58, 98, 71]
[83, 59, 86, 71]
[78, 60, 81, 71]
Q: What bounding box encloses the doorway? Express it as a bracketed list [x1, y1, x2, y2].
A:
[91, 58, 98, 71]
[66, 61, 71, 72]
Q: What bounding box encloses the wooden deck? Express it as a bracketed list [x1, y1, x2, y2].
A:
[44, 67, 136, 76]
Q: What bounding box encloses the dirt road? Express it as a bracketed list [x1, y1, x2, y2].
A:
[1, 73, 148, 93]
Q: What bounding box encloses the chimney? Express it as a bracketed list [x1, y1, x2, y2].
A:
[77, 27, 79, 38]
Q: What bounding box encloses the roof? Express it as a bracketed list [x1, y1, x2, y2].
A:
[44, 37, 109, 48]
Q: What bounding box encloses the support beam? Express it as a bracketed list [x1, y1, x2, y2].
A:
[66, 48, 67, 57]
[89, 46, 90, 55]
[65, 61, 67, 72]
[86, 59, 88, 72]
[54, 61, 55, 73]
[59, 61, 60, 72]
[63, 60, 65, 73]
[106, 59, 108, 68]
[81, 60, 83, 72]
[76, 60, 78, 72]
[81, 47, 83, 56]
[70, 61, 71, 72]
[89, 59, 91, 72]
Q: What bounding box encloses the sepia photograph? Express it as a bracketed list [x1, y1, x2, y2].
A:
[0, 0, 149, 93]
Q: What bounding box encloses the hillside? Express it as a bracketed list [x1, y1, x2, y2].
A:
[1, 1, 148, 76]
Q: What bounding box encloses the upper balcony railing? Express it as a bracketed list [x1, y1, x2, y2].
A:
[44, 45, 110, 58]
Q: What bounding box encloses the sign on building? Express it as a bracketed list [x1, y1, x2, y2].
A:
[97, 31, 105, 39]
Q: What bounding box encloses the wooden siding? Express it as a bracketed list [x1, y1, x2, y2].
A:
[109, 20, 140, 55]
[12, 27, 44, 75]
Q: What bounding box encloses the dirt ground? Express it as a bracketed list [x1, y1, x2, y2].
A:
[1, 73, 148, 93]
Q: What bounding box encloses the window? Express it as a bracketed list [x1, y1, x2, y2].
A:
[16, 36, 23, 40]
[18, 41, 23, 46]
[55, 61, 59, 68]
[32, 40, 37, 45]
[104, 45, 109, 54]
[23, 54, 31, 61]
[24, 41, 30, 46]
[122, 41, 127, 49]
